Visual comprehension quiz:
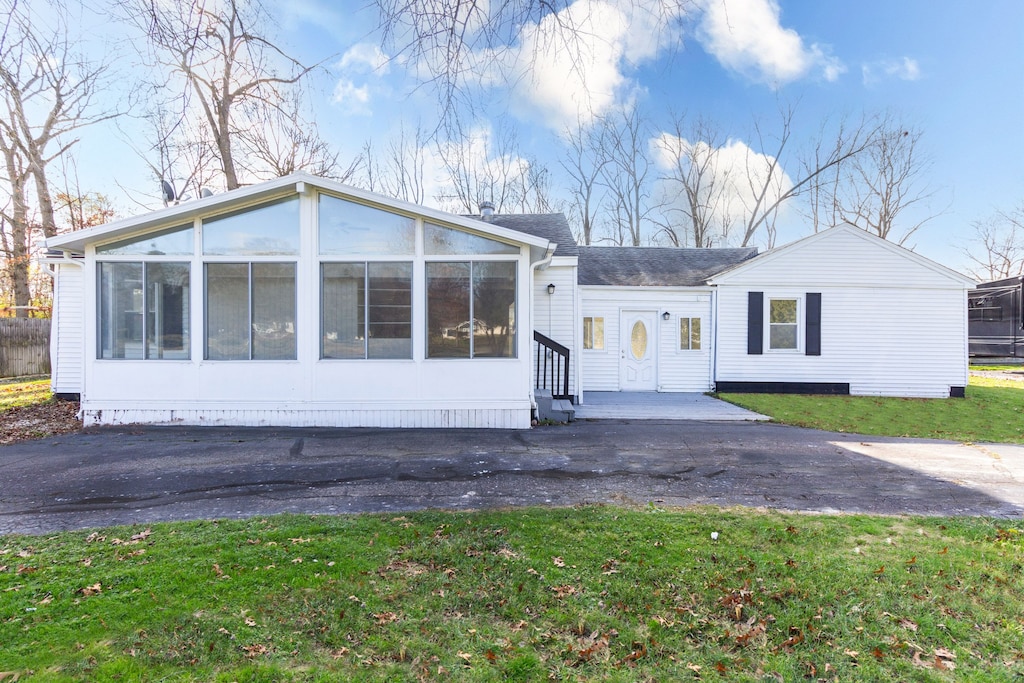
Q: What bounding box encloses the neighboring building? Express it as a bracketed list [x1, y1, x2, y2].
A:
[44, 173, 975, 428]
[968, 276, 1023, 358]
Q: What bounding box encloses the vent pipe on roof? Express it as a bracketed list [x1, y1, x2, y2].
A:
[479, 200, 494, 220]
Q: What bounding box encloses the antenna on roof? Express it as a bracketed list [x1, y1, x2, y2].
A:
[200, 187, 214, 198]
[161, 179, 176, 207]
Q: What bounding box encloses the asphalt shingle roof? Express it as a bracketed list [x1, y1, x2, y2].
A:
[466, 213, 580, 257]
[578, 246, 759, 286]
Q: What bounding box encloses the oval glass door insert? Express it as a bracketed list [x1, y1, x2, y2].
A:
[630, 320, 648, 360]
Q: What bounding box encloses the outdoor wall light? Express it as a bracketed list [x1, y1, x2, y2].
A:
[547, 283, 556, 295]
[662, 311, 671, 321]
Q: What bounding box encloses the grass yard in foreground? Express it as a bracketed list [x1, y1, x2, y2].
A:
[718, 376, 1024, 443]
[1, 507, 1022, 681]
[0, 377, 52, 411]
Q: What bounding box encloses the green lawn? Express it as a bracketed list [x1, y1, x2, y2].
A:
[718, 376, 1024, 443]
[0, 378, 52, 411]
[1, 507, 1022, 681]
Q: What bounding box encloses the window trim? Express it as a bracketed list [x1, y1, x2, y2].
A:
[204, 261, 298, 361]
[678, 316, 702, 351]
[583, 316, 605, 351]
[425, 259, 518, 360]
[320, 260, 414, 360]
[767, 296, 801, 352]
[96, 260, 191, 360]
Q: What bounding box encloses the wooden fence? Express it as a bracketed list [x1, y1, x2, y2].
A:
[0, 318, 51, 378]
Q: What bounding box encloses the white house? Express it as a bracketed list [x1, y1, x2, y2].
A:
[44, 173, 974, 428]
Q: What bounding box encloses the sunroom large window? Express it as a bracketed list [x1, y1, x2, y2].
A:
[205, 263, 296, 360]
[322, 262, 412, 359]
[426, 261, 516, 358]
[98, 262, 190, 359]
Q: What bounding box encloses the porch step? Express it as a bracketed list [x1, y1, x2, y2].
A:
[535, 389, 575, 423]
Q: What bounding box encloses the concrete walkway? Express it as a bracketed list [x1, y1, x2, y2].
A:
[575, 391, 768, 421]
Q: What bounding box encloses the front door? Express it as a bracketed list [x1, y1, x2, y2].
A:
[619, 310, 657, 391]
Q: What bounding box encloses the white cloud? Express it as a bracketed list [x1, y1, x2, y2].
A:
[651, 132, 794, 245]
[695, 0, 844, 86]
[862, 57, 921, 86]
[479, 0, 686, 131]
[339, 43, 391, 74]
[332, 80, 372, 116]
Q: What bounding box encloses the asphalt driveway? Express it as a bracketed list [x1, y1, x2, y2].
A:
[1, 420, 1022, 535]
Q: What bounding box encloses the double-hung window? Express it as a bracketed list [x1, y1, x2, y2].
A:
[768, 298, 799, 350]
[203, 197, 299, 360]
[679, 317, 701, 350]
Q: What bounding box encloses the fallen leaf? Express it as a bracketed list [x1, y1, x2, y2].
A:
[552, 556, 565, 567]
[78, 583, 102, 596]
[551, 584, 577, 598]
[373, 611, 398, 625]
[897, 618, 918, 631]
[934, 648, 957, 660]
[244, 617, 257, 627]
[242, 643, 268, 658]
[130, 529, 152, 542]
[686, 663, 702, 672]
[843, 649, 859, 659]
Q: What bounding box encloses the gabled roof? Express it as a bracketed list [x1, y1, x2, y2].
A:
[45, 172, 553, 255]
[470, 213, 579, 257]
[708, 223, 976, 287]
[578, 246, 759, 287]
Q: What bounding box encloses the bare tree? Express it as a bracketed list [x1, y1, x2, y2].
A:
[371, 1, 685, 117]
[359, 123, 431, 204]
[833, 122, 939, 245]
[0, 0, 118, 315]
[561, 120, 609, 245]
[600, 108, 656, 246]
[239, 86, 359, 183]
[964, 204, 1024, 281]
[434, 119, 551, 214]
[652, 115, 736, 248]
[736, 106, 880, 247]
[125, 0, 319, 190]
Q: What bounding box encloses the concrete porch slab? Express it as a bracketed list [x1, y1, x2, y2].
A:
[574, 391, 768, 421]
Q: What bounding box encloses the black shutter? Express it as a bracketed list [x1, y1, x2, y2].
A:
[806, 292, 821, 356]
[747, 291, 763, 355]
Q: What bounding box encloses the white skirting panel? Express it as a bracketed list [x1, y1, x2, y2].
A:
[80, 403, 532, 429]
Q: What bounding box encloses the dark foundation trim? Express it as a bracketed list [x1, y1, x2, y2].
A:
[716, 382, 850, 395]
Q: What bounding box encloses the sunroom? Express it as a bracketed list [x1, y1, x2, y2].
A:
[45, 173, 555, 428]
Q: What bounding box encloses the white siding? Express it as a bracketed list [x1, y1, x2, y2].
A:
[713, 227, 970, 398]
[580, 287, 713, 394]
[533, 261, 579, 397]
[51, 263, 84, 395]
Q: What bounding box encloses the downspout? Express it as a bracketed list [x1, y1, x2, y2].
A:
[529, 243, 557, 413]
[710, 286, 719, 392]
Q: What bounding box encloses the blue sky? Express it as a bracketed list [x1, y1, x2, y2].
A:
[71, 0, 1024, 275]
